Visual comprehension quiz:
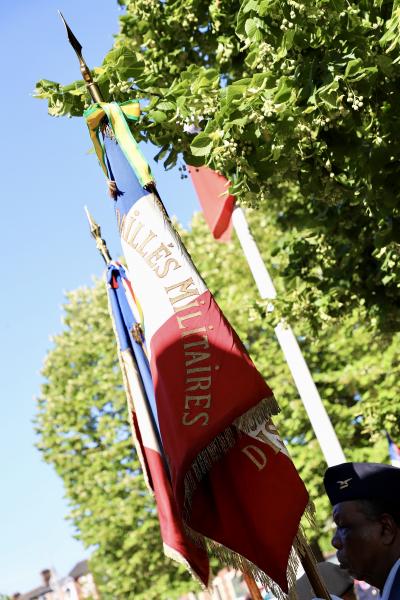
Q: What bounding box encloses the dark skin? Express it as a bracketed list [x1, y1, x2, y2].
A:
[332, 500, 400, 590]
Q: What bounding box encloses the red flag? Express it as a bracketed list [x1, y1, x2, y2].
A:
[189, 165, 235, 242]
[189, 426, 308, 592]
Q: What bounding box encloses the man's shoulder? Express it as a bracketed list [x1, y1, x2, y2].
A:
[354, 581, 379, 600]
[387, 560, 400, 600]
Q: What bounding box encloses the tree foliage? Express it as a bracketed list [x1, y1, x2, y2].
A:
[36, 211, 400, 600]
[36, 0, 400, 330]
[35, 283, 198, 600]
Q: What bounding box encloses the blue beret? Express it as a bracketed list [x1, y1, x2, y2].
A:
[324, 462, 400, 506]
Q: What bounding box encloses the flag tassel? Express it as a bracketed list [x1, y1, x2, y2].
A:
[107, 179, 119, 199]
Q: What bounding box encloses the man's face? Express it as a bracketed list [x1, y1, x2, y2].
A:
[332, 500, 384, 586]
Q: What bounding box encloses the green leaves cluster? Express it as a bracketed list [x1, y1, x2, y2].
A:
[36, 0, 400, 331]
[35, 283, 198, 599]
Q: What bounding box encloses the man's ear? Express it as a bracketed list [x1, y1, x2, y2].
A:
[380, 513, 397, 545]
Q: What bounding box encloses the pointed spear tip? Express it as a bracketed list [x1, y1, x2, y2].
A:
[58, 10, 103, 103]
[84, 205, 98, 232]
[58, 10, 82, 55]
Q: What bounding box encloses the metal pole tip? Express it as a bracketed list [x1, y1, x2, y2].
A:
[58, 11, 82, 55]
[84, 206, 97, 231]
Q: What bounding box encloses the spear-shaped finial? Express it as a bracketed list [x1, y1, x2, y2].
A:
[84, 206, 112, 264]
[59, 11, 103, 104]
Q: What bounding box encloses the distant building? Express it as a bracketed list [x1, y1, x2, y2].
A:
[65, 560, 99, 600]
[179, 568, 266, 600]
[12, 561, 99, 600]
[14, 563, 266, 600]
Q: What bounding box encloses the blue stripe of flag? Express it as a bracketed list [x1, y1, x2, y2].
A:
[107, 263, 161, 438]
[103, 135, 150, 218]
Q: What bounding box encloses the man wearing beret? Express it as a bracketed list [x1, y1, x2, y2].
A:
[324, 462, 400, 600]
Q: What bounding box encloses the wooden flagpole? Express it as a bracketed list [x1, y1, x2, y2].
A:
[243, 534, 332, 600]
[298, 544, 331, 600]
[244, 545, 331, 600]
[243, 572, 264, 600]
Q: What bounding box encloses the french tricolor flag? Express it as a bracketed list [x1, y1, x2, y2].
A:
[89, 106, 309, 595]
[107, 261, 210, 585]
[386, 432, 400, 468]
[104, 133, 275, 509]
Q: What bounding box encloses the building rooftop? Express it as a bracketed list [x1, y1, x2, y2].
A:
[68, 559, 89, 580]
[20, 584, 52, 600]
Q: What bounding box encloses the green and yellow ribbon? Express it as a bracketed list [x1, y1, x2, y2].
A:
[84, 100, 154, 188]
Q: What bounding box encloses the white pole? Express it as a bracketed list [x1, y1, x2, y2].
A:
[231, 206, 346, 467]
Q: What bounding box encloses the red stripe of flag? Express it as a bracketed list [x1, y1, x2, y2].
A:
[130, 411, 210, 583]
[189, 166, 235, 242]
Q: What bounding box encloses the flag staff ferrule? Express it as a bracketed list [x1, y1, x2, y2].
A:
[84, 206, 112, 265]
[59, 11, 104, 104]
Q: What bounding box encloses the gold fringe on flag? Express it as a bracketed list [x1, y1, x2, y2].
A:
[183, 503, 317, 600]
[163, 541, 211, 589]
[233, 395, 280, 433]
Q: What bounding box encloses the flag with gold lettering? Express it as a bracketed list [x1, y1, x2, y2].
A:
[85, 101, 309, 594]
[106, 261, 210, 585]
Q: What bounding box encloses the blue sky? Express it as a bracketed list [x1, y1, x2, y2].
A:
[0, 1, 199, 594]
